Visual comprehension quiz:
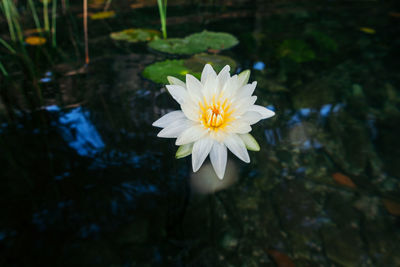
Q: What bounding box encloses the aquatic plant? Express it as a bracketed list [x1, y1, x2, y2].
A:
[153, 64, 275, 179]
[148, 30, 238, 55]
[142, 53, 236, 84]
[1, 0, 23, 42]
[157, 0, 167, 39]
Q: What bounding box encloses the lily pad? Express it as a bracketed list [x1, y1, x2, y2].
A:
[359, 27, 376, 34]
[142, 59, 192, 84]
[148, 30, 239, 55]
[278, 39, 315, 63]
[142, 54, 237, 84]
[90, 11, 116, 20]
[110, 28, 161, 43]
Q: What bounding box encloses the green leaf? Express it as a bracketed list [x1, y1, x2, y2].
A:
[90, 11, 116, 20]
[148, 30, 239, 55]
[142, 59, 193, 84]
[142, 53, 236, 84]
[176, 143, 193, 159]
[308, 31, 338, 52]
[278, 39, 315, 63]
[110, 28, 161, 43]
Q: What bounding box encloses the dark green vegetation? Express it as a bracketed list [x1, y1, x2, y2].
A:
[1, 0, 400, 266]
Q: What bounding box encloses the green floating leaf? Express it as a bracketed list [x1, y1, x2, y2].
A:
[148, 30, 239, 55]
[142, 59, 193, 84]
[142, 53, 236, 84]
[308, 31, 338, 52]
[278, 39, 315, 63]
[110, 28, 161, 43]
[90, 11, 116, 20]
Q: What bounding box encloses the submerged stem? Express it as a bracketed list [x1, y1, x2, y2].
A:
[52, 0, 57, 47]
[83, 0, 89, 64]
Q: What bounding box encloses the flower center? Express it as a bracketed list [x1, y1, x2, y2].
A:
[206, 105, 224, 128]
[199, 95, 233, 131]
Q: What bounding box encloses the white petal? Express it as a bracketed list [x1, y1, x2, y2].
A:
[203, 72, 219, 103]
[241, 111, 262, 125]
[224, 134, 250, 163]
[210, 142, 227, 179]
[239, 133, 260, 151]
[176, 125, 208, 145]
[232, 96, 258, 116]
[181, 100, 200, 121]
[226, 120, 252, 134]
[237, 69, 250, 87]
[152, 111, 186, 128]
[157, 119, 192, 138]
[186, 74, 204, 102]
[176, 143, 193, 159]
[192, 138, 214, 172]
[217, 65, 231, 89]
[221, 75, 239, 99]
[201, 64, 217, 84]
[248, 105, 275, 119]
[235, 81, 257, 99]
[167, 76, 186, 88]
[166, 85, 187, 105]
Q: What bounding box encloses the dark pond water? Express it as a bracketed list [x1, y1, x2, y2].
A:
[1, 0, 400, 266]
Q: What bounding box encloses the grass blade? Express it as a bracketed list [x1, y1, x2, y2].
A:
[0, 38, 16, 54]
[0, 60, 8, 76]
[28, 0, 42, 32]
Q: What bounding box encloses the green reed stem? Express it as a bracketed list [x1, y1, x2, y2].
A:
[9, 0, 23, 42]
[28, 0, 42, 32]
[43, 0, 50, 32]
[0, 38, 16, 54]
[52, 0, 57, 47]
[0, 60, 8, 76]
[2, 0, 16, 41]
[157, 0, 167, 39]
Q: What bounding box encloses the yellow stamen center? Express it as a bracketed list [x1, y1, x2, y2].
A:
[199, 94, 233, 131]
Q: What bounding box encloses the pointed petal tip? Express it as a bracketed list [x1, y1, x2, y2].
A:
[192, 163, 201, 173]
[216, 172, 224, 179]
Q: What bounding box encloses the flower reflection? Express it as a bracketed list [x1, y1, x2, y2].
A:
[190, 160, 238, 194]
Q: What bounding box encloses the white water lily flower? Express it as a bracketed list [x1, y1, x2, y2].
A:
[153, 64, 275, 179]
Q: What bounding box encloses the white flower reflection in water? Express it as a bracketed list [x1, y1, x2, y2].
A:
[190, 160, 238, 194]
[153, 64, 275, 179]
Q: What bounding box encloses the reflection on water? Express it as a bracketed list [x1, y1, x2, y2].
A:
[47, 105, 105, 156]
[1, 0, 400, 266]
[190, 161, 238, 194]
